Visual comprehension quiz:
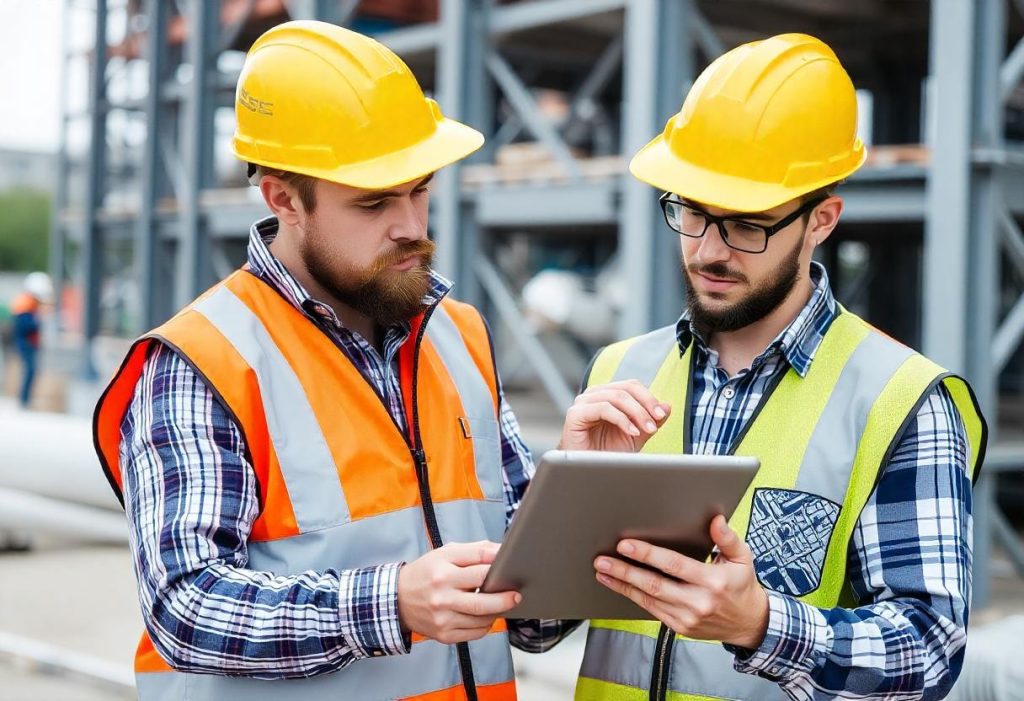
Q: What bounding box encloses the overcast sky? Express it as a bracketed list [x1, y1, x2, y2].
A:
[0, 0, 69, 152]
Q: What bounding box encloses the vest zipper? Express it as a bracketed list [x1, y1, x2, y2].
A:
[648, 349, 695, 700]
[649, 624, 674, 701]
[645, 349, 788, 699]
[409, 306, 479, 701]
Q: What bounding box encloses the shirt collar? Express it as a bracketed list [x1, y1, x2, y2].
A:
[674, 261, 837, 378]
[245, 216, 452, 330]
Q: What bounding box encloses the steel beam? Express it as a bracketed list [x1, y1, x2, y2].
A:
[136, 0, 170, 331]
[177, 0, 219, 310]
[618, 0, 694, 337]
[999, 209, 1024, 277]
[489, 0, 626, 35]
[475, 258, 576, 411]
[1000, 35, 1024, 101]
[486, 52, 582, 179]
[926, 0, 1008, 610]
[924, 0, 974, 374]
[375, 0, 627, 59]
[993, 295, 1024, 372]
[475, 181, 619, 227]
[48, 1, 73, 334]
[81, 0, 108, 379]
[435, 0, 491, 307]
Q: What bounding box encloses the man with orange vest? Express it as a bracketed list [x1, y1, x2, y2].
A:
[94, 21, 576, 701]
[10, 271, 52, 408]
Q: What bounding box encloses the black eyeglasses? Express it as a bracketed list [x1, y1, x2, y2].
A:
[658, 194, 826, 254]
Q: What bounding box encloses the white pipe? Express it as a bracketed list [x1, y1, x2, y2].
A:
[0, 488, 128, 544]
[0, 630, 134, 692]
[0, 403, 120, 511]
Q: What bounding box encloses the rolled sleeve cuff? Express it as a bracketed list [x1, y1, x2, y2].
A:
[337, 563, 410, 659]
[727, 590, 829, 681]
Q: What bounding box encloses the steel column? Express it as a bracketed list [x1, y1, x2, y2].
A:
[48, 0, 73, 334]
[435, 0, 491, 307]
[926, 0, 1008, 610]
[136, 0, 170, 331]
[177, 0, 219, 310]
[619, 0, 695, 337]
[81, 0, 109, 379]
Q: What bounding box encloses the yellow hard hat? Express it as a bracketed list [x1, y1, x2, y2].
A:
[232, 20, 483, 190]
[630, 33, 866, 213]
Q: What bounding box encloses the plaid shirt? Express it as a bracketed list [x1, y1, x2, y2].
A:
[118, 217, 576, 679]
[679, 263, 973, 700]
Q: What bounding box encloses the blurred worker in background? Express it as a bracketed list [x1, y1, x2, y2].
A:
[10, 271, 52, 408]
[560, 33, 986, 700]
[93, 21, 574, 701]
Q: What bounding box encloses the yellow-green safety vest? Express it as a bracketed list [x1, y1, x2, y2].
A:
[575, 307, 986, 701]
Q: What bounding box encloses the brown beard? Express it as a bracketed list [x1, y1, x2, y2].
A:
[300, 221, 437, 326]
[683, 231, 804, 334]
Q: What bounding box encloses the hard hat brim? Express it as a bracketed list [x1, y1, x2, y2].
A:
[629, 135, 866, 214]
[239, 118, 485, 191]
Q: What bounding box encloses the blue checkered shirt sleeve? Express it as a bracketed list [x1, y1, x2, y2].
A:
[731, 384, 974, 700]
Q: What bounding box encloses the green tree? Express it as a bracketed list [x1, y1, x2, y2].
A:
[0, 187, 51, 271]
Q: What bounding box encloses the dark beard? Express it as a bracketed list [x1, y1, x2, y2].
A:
[684, 233, 804, 334]
[301, 222, 436, 327]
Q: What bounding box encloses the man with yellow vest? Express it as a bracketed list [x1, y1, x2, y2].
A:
[559, 34, 986, 700]
[94, 21, 576, 701]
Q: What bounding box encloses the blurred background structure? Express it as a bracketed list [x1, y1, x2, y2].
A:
[2, 0, 1024, 699]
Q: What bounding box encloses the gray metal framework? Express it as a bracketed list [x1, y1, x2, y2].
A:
[56, 0, 1024, 606]
[926, 0, 1024, 607]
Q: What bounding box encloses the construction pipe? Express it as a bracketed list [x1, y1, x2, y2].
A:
[0, 488, 128, 544]
[0, 403, 119, 511]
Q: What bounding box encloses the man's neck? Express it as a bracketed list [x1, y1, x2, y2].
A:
[706, 275, 815, 377]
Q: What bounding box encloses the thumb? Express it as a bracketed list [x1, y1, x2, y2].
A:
[710, 515, 750, 564]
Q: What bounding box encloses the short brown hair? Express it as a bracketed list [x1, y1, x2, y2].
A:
[253, 165, 318, 213]
[799, 180, 842, 221]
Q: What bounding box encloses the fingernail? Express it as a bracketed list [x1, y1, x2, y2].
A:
[596, 558, 610, 572]
[619, 541, 635, 555]
[629, 426, 641, 437]
[597, 574, 611, 585]
[645, 421, 657, 432]
[653, 407, 666, 420]
[514, 593, 522, 605]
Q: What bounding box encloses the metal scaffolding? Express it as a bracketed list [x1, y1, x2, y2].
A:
[55, 0, 1024, 606]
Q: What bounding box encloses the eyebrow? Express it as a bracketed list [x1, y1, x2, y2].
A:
[350, 173, 435, 204]
[678, 198, 776, 222]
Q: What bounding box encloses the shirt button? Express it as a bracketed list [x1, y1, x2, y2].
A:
[770, 666, 782, 676]
[722, 386, 735, 399]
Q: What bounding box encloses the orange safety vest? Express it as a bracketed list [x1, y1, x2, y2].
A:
[94, 269, 517, 701]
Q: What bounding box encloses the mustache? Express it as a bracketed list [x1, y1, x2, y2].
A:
[687, 261, 747, 284]
[370, 239, 436, 275]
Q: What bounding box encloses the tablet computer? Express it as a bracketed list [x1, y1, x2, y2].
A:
[480, 450, 759, 620]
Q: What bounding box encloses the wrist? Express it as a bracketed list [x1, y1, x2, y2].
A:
[730, 587, 770, 649]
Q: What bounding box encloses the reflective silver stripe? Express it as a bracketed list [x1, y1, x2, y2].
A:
[578, 626, 655, 690]
[611, 325, 679, 385]
[579, 629, 786, 700]
[426, 304, 504, 502]
[669, 638, 787, 700]
[136, 630, 513, 701]
[193, 286, 349, 531]
[794, 330, 915, 502]
[245, 499, 507, 574]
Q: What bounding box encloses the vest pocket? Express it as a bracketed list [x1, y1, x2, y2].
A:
[746, 488, 841, 597]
